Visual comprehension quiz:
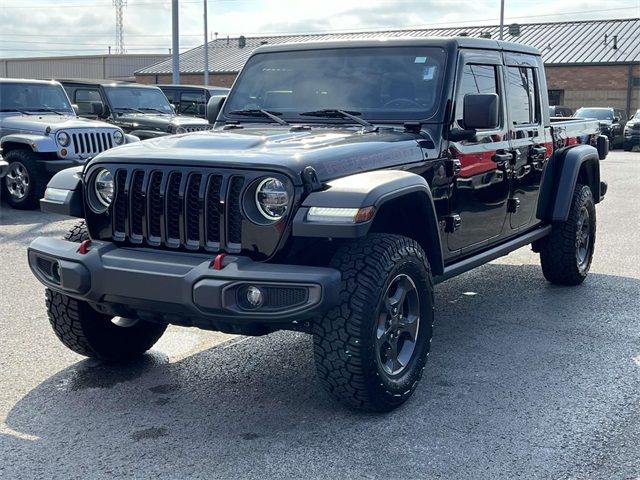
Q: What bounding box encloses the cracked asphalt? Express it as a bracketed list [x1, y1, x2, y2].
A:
[0, 151, 639, 479]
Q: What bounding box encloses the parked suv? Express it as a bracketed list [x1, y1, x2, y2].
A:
[623, 109, 640, 151]
[30, 38, 608, 412]
[574, 107, 627, 148]
[58, 79, 210, 139]
[548, 105, 573, 117]
[158, 84, 230, 119]
[0, 79, 132, 209]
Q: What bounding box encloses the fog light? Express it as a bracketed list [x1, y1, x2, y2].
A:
[246, 286, 264, 307]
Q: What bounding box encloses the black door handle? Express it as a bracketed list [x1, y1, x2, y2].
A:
[531, 145, 547, 157]
[493, 151, 513, 163]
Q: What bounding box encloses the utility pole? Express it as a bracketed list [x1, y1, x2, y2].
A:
[172, 0, 180, 84]
[203, 0, 209, 86]
[499, 0, 504, 40]
[113, 0, 127, 54]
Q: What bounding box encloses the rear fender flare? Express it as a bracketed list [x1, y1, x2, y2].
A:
[292, 170, 444, 275]
[537, 144, 601, 222]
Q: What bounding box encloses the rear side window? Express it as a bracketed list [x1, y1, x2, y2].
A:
[454, 64, 498, 129]
[74, 89, 102, 116]
[506, 67, 539, 125]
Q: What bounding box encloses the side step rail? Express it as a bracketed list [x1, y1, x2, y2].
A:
[435, 225, 552, 284]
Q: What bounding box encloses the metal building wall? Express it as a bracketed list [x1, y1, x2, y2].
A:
[0, 55, 169, 80]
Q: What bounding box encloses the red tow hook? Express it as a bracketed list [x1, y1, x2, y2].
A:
[211, 253, 227, 270]
[78, 239, 92, 255]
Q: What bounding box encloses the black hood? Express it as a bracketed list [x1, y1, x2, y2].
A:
[114, 112, 209, 132]
[91, 125, 441, 185]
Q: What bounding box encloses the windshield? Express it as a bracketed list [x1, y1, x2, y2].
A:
[633, 110, 640, 120]
[574, 108, 613, 121]
[104, 86, 173, 114]
[0, 82, 73, 113]
[224, 46, 447, 122]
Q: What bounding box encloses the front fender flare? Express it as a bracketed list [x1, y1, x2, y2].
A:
[1, 134, 58, 153]
[292, 170, 444, 275]
[39, 166, 84, 218]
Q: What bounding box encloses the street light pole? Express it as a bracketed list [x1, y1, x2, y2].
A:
[499, 0, 504, 40]
[172, 0, 180, 84]
[203, 0, 209, 86]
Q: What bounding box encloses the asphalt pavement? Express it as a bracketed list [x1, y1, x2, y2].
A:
[0, 151, 639, 479]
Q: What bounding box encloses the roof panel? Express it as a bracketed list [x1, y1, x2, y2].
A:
[137, 18, 640, 75]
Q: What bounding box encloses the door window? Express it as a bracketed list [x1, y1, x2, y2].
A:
[506, 67, 539, 125]
[179, 91, 206, 115]
[454, 64, 498, 129]
[74, 88, 102, 115]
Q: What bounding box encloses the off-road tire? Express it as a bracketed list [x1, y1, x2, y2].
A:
[65, 220, 89, 242]
[539, 184, 596, 285]
[2, 149, 49, 209]
[313, 234, 434, 412]
[45, 221, 167, 361]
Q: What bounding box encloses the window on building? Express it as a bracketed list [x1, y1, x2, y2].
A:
[454, 64, 499, 129]
[548, 89, 564, 106]
[506, 66, 539, 125]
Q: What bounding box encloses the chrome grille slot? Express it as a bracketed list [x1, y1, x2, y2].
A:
[69, 129, 116, 156]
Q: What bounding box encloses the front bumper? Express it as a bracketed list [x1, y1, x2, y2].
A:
[624, 130, 640, 146]
[27, 238, 341, 331]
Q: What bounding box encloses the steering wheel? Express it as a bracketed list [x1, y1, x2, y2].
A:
[383, 98, 423, 109]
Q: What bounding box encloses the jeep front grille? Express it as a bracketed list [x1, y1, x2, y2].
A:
[70, 130, 115, 156]
[109, 166, 247, 252]
[180, 125, 210, 133]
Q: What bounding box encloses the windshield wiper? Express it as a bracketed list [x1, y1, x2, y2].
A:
[27, 108, 68, 115]
[227, 108, 289, 126]
[0, 108, 35, 115]
[114, 107, 145, 114]
[299, 109, 374, 129]
[139, 107, 168, 114]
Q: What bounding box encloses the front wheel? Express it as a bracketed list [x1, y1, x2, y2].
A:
[313, 234, 434, 412]
[45, 220, 167, 361]
[2, 149, 48, 209]
[539, 184, 596, 285]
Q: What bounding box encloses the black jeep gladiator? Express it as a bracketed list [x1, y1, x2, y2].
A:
[29, 38, 609, 412]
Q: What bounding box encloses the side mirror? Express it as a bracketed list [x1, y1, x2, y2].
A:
[198, 103, 206, 116]
[170, 103, 176, 113]
[207, 95, 226, 124]
[463, 93, 499, 130]
[71, 104, 79, 116]
[613, 116, 620, 123]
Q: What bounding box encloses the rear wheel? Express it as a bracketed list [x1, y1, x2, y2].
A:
[2, 149, 48, 209]
[539, 184, 596, 285]
[45, 221, 167, 361]
[313, 234, 434, 412]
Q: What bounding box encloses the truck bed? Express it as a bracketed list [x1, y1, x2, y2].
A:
[550, 118, 601, 149]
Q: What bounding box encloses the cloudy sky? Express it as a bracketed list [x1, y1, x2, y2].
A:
[1, 0, 638, 58]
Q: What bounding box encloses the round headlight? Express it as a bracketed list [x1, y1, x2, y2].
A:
[175, 126, 187, 134]
[57, 131, 70, 147]
[255, 178, 289, 221]
[94, 169, 114, 208]
[113, 130, 124, 145]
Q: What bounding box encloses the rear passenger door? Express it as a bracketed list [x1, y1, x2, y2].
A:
[503, 54, 551, 230]
[447, 50, 511, 254]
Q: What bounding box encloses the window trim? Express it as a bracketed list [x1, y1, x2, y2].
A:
[453, 62, 504, 132]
